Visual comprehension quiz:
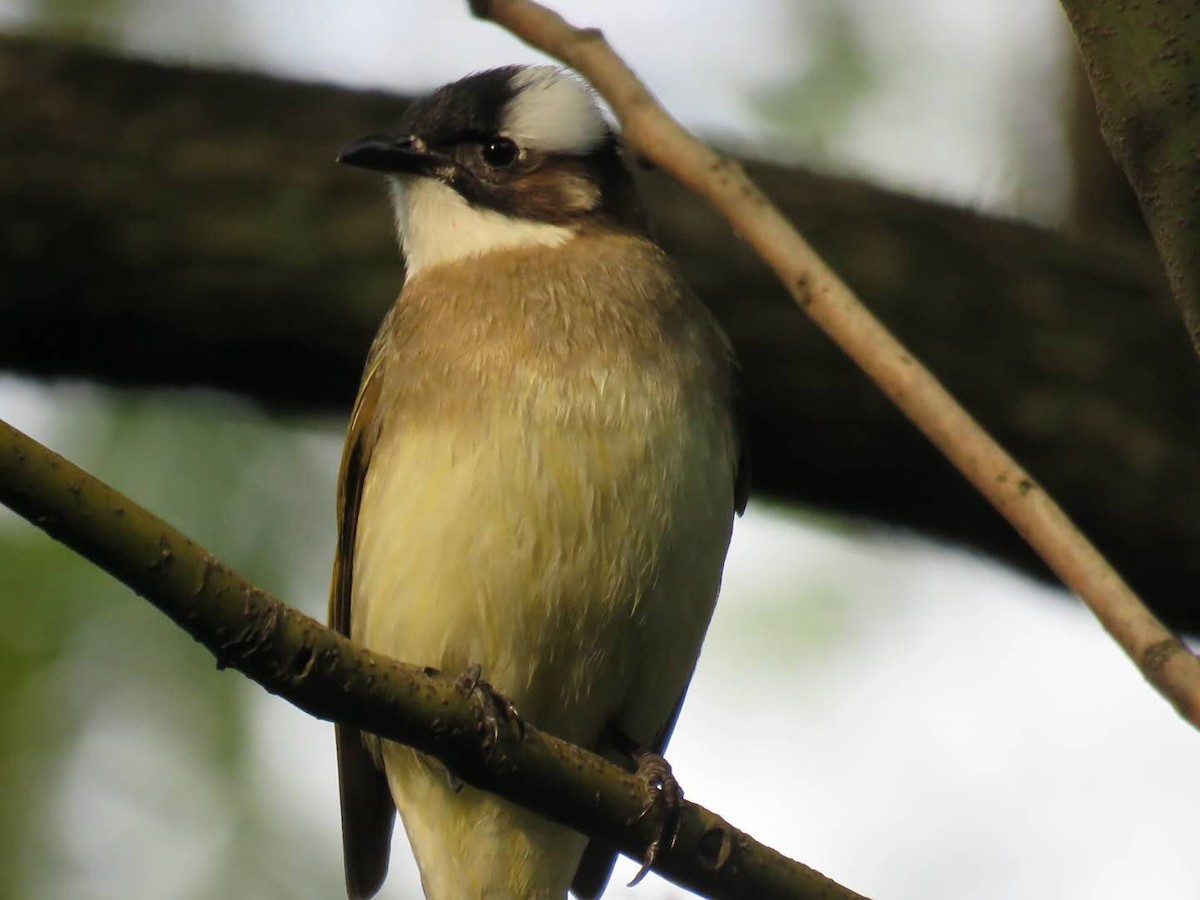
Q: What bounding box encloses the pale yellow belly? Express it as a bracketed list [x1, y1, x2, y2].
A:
[352, 400, 733, 898]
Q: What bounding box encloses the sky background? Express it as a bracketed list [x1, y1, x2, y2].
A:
[0, 1, 1196, 899]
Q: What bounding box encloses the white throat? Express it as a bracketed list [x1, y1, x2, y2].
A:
[390, 178, 574, 278]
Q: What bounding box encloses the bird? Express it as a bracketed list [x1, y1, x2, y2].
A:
[330, 64, 747, 900]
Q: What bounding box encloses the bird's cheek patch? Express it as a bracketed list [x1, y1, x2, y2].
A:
[558, 173, 602, 214]
[514, 169, 601, 220]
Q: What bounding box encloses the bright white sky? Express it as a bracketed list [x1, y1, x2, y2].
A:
[2, 1, 1196, 898]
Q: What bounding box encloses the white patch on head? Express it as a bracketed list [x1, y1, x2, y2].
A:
[389, 177, 574, 278]
[502, 67, 609, 155]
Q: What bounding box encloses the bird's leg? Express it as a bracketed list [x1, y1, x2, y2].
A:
[454, 663, 525, 752]
[626, 748, 683, 885]
[608, 737, 683, 887]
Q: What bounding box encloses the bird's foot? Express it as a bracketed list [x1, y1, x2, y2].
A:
[626, 749, 683, 886]
[455, 663, 524, 752]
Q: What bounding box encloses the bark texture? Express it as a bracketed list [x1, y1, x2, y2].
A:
[2, 35, 1198, 630]
[1061, 0, 1200, 355]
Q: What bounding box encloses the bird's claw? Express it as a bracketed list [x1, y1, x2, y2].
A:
[454, 663, 524, 752]
[626, 750, 683, 886]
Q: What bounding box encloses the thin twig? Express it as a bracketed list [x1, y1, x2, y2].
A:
[468, 0, 1200, 728]
[0, 417, 868, 900]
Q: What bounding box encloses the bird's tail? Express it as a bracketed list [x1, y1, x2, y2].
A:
[383, 743, 588, 900]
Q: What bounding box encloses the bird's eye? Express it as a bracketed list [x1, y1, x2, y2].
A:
[481, 137, 519, 168]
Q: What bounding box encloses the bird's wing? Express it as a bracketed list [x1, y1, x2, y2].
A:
[733, 378, 752, 516]
[573, 355, 748, 899]
[331, 344, 396, 900]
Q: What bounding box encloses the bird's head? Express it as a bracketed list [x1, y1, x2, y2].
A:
[338, 66, 645, 276]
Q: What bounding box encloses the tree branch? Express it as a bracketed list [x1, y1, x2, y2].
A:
[467, 0, 1200, 728]
[1060, 0, 1200, 357]
[0, 415, 868, 900]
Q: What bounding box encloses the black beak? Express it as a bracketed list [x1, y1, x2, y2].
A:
[337, 134, 435, 175]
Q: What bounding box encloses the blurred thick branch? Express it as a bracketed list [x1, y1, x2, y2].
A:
[0, 416, 867, 900]
[3, 34, 1200, 635]
[1060, 0, 1200, 356]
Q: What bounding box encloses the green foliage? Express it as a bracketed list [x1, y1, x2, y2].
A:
[751, 2, 874, 158]
[31, 0, 130, 43]
[0, 383, 346, 900]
